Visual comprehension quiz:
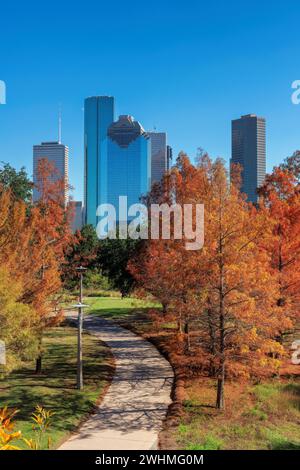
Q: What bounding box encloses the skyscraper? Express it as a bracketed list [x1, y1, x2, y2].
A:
[33, 141, 69, 205]
[167, 145, 173, 172]
[84, 96, 151, 226]
[148, 132, 170, 185]
[69, 200, 84, 233]
[231, 114, 266, 202]
[84, 96, 114, 226]
[107, 115, 150, 220]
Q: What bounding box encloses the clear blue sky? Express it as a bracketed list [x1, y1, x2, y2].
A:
[1, 0, 300, 200]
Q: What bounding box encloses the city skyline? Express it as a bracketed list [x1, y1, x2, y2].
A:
[1, 1, 300, 201]
[32, 102, 268, 215]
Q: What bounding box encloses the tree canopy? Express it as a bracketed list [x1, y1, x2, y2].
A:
[0, 162, 33, 203]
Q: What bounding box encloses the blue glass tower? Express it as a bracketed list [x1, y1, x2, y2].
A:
[84, 97, 151, 226]
[84, 96, 114, 226]
[106, 115, 151, 221]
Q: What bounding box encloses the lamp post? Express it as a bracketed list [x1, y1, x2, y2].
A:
[75, 266, 87, 390]
[77, 265, 87, 303]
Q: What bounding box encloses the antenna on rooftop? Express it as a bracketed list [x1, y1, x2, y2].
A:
[58, 103, 62, 144]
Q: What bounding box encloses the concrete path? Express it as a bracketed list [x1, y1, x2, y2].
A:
[59, 314, 174, 450]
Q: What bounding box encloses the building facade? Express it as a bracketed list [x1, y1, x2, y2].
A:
[148, 132, 167, 185]
[84, 96, 114, 226]
[84, 96, 151, 226]
[107, 115, 151, 220]
[231, 114, 266, 202]
[33, 141, 69, 205]
[167, 145, 172, 171]
[69, 200, 84, 233]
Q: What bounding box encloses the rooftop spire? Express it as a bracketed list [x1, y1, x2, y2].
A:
[58, 103, 62, 144]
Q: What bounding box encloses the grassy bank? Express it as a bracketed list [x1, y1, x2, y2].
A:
[87, 294, 300, 451]
[0, 326, 114, 449]
[161, 378, 300, 450]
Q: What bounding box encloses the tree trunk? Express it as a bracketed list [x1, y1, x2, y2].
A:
[35, 355, 42, 374]
[216, 212, 225, 410]
[178, 308, 183, 333]
[207, 303, 216, 376]
[216, 361, 225, 409]
[184, 319, 191, 353]
[35, 336, 43, 374]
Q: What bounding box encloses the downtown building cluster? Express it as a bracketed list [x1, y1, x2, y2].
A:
[33, 97, 266, 231]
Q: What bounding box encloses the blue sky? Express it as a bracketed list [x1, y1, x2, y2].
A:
[0, 0, 300, 200]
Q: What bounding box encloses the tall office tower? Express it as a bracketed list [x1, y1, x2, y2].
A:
[84, 96, 115, 226]
[107, 115, 151, 221]
[33, 141, 69, 205]
[69, 200, 84, 233]
[231, 114, 266, 202]
[167, 145, 173, 171]
[84, 95, 151, 226]
[148, 132, 169, 185]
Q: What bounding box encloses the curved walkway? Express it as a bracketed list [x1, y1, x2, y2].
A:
[59, 315, 174, 450]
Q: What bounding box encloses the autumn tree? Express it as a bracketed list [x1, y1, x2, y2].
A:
[259, 167, 300, 336]
[0, 161, 71, 374]
[129, 154, 288, 410]
[197, 160, 289, 409]
[0, 186, 38, 371]
[279, 150, 300, 182]
[27, 158, 72, 373]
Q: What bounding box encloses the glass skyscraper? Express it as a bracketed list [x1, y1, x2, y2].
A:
[148, 132, 170, 185]
[33, 141, 69, 205]
[84, 97, 151, 226]
[84, 96, 114, 226]
[231, 114, 266, 202]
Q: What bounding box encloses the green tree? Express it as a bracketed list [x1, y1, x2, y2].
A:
[279, 150, 300, 182]
[97, 236, 141, 297]
[63, 224, 100, 290]
[0, 162, 33, 203]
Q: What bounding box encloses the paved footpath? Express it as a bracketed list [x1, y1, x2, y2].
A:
[59, 314, 174, 450]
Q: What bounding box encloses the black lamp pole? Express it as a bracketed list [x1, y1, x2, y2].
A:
[75, 266, 87, 390]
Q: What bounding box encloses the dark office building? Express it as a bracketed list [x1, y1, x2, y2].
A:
[231, 114, 266, 202]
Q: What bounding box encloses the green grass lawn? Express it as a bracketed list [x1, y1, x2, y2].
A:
[0, 327, 114, 449]
[86, 295, 159, 320]
[168, 378, 300, 450]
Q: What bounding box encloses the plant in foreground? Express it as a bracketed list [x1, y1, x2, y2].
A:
[0, 405, 55, 450]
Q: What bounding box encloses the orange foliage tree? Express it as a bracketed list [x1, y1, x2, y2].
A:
[258, 167, 300, 336]
[129, 154, 289, 409]
[27, 159, 73, 373]
[0, 159, 73, 373]
[0, 187, 39, 371]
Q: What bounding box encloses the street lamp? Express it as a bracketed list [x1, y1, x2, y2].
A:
[73, 301, 88, 390]
[76, 265, 87, 303]
[74, 265, 87, 390]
